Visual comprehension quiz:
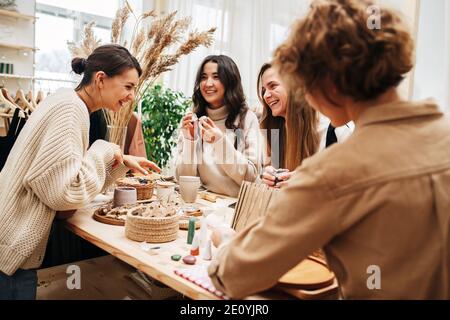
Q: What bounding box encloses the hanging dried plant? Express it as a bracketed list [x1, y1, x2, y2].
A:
[68, 2, 216, 147]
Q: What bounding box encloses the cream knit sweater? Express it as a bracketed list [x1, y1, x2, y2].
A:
[175, 106, 262, 197]
[0, 88, 129, 275]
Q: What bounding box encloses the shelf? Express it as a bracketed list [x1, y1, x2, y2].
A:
[0, 73, 33, 80]
[0, 9, 35, 21]
[0, 42, 37, 51]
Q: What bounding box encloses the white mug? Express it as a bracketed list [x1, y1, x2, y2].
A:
[179, 176, 201, 203]
[156, 181, 175, 203]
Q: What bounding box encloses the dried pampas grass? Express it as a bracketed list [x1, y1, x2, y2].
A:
[68, 1, 216, 147]
[68, 22, 101, 59]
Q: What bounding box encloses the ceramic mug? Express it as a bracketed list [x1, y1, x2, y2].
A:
[156, 181, 175, 203]
[113, 187, 137, 208]
[178, 176, 200, 203]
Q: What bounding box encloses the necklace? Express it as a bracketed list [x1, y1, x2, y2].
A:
[76, 87, 96, 113]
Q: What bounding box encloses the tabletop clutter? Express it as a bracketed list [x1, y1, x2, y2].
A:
[93, 172, 225, 266]
[90, 173, 337, 299]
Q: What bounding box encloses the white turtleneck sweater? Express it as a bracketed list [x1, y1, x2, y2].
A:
[0, 88, 129, 276]
[176, 106, 262, 197]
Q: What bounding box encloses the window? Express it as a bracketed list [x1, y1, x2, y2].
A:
[35, 0, 121, 92]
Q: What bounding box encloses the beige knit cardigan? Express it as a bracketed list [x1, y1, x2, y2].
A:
[0, 88, 128, 275]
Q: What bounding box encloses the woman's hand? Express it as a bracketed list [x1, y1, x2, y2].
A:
[181, 112, 197, 140]
[262, 166, 277, 187]
[123, 155, 161, 175]
[275, 171, 293, 188]
[200, 117, 223, 143]
[211, 226, 236, 248]
[261, 166, 291, 188]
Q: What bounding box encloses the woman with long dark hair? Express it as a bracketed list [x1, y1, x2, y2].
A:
[176, 55, 262, 197]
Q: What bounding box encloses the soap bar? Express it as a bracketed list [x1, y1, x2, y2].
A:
[171, 254, 182, 261]
[202, 193, 217, 203]
[182, 255, 196, 265]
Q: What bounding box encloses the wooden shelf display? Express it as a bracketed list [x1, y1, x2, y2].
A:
[0, 42, 37, 52]
[0, 8, 35, 21]
[0, 73, 33, 80]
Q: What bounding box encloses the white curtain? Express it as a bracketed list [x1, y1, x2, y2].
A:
[413, 0, 450, 112]
[158, 0, 449, 113]
[160, 0, 311, 111]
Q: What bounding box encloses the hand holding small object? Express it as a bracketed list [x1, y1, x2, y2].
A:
[199, 116, 223, 143]
[272, 168, 290, 188]
[181, 112, 197, 140]
[262, 167, 290, 187]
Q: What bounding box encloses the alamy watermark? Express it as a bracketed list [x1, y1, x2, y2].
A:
[66, 264, 81, 290]
[367, 5, 381, 30]
[366, 265, 381, 290]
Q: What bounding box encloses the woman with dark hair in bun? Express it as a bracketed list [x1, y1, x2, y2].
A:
[0, 44, 160, 299]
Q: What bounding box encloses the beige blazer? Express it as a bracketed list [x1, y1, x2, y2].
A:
[208, 99, 450, 299]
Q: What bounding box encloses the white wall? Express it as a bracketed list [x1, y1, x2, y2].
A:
[413, 0, 448, 111]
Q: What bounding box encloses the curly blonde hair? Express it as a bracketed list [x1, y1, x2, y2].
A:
[274, 0, 414, 101]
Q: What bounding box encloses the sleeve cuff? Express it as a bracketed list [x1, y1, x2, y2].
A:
[181, 137, 199, 163]
[104, 162, 129, 189]
[207, 244, 229, 293]
[213, 135, 234, 165]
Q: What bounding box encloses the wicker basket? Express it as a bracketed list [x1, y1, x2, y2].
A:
[125, 212, 179, 243]
[116, 178, 155, 200]
[179, 218, 201, 230]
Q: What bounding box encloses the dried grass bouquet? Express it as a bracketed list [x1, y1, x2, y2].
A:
[68, 2, 216, 146]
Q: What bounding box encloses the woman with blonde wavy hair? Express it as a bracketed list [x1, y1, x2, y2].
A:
[208, 0, 450, 299]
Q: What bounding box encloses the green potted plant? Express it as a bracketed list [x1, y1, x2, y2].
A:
[141, 84, 191, 169]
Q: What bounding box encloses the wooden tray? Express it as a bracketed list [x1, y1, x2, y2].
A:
[277, 256, 335, 290]
[179, 218, 201, 230]
[278, 279, 339, 300]
[92, 211, 125, 226]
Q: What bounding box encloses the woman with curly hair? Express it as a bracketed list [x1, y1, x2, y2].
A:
[208, 0, 450, 299]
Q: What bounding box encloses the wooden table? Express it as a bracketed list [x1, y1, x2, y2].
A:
[64, 193, 250, 300]
[65, 192, 338, 300]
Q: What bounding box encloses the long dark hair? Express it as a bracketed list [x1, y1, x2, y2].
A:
[72, 44, 142, 91]
[192, 55, 248, 130]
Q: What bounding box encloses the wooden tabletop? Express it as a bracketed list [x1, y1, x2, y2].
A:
[64, 193, 243, 300]
[65, 191, 338, 300]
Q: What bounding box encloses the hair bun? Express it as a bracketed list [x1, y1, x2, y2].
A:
[71, 57, 87, 75]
